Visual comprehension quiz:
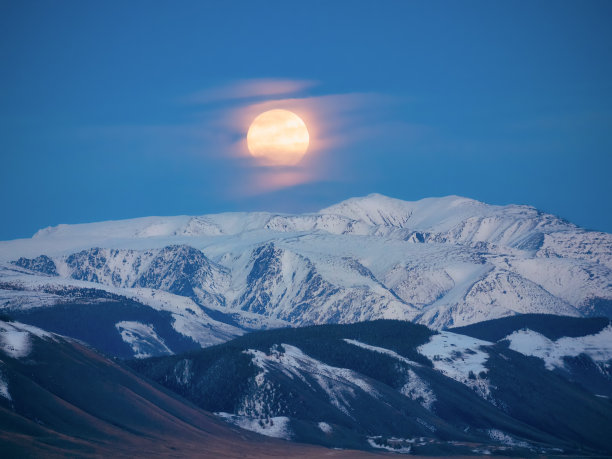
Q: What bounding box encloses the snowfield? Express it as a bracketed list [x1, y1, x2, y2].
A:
[418, 332, 493, 399]
[504, 325, 612, 370]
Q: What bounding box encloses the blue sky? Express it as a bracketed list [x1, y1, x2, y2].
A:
[1, 0, 611, 240]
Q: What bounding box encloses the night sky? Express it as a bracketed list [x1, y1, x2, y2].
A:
[1, 1, 611, 240]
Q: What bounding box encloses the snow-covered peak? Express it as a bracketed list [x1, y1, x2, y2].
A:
[23, 194, 571, 248]
[1, 193, 610, 334]
[320, 193, 484, 229]
[32, 215, 193, 240]
[320, 193, 571, 235]
[29, 212, 282, 243]
[1, 194, 587, 260]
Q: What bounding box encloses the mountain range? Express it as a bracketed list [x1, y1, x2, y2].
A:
[129, 315, 612, 456]
[0, 318, 382, 458]
[2, 315, 610, 456]
[1, 194, 611, 456]
[0, 194, 610, 358]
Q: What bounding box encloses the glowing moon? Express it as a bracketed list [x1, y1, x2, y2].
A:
[247, 109, 310, 165]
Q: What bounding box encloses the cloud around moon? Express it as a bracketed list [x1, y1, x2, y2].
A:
[80, 79, 417, 202]
[184, 78, 409, 180]
[182, 78, 317, 105]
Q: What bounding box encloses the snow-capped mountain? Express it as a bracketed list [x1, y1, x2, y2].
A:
[129, 318, 612, 455]
[50, 245, 229, 307]
[0, 194, 610, 357]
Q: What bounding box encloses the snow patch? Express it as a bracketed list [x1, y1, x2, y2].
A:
[173, 358, 192, 386]
[171, 313, 242, 348]
[318, 421, 332, 434]
[418, 331, 492, 398]
[343, 339, 422, 366]
[367, 436, 414, 453]
[0, 322, 31, 358]
[400, 369, 437, 410]
[115, 321, 172, 358]
[487, 429, 530, 448]
[0, 369, 10, 400]
[505, 325, 612, 370]
[0, 321, 56, 360]
[215, 412, 292, 440]
[13, 322, 53, 339]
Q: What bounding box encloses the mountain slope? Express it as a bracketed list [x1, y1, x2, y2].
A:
[451, 314, 612, 398]
[129, 319, 612, 456]
[1, 194, 610, 357]
[0, 319, 383, 458]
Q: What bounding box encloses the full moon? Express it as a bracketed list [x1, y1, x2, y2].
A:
[247, 109, 310, 165]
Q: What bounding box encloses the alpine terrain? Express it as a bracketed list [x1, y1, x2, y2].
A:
[0, 317, 382, 458]
[0, 194, 611, 455]
[0, 194, 610, 358]
[129, 317, 612, 456]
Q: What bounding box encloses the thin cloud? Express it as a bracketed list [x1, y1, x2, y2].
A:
[183, 78, 317, 105]
[78, 80, 419, 200]
[223, 92, 407, 164]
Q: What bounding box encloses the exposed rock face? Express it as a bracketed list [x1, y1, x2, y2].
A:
[14, 255, 58, 276]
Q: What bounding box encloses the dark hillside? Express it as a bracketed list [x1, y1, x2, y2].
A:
[450, 314, 610, 342]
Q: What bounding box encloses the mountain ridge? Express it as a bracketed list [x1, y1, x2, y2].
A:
[5, 193, 576, 241]
[1, 194, 610, 358]
[128, 317, 612, 455]
[0, 319, 386, 458]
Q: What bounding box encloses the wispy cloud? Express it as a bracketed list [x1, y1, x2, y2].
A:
[216, 91, 404, 158]
[204, 89, 416, 197]
[78, 78, 419, 202]
[182, 78, 317, 105]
